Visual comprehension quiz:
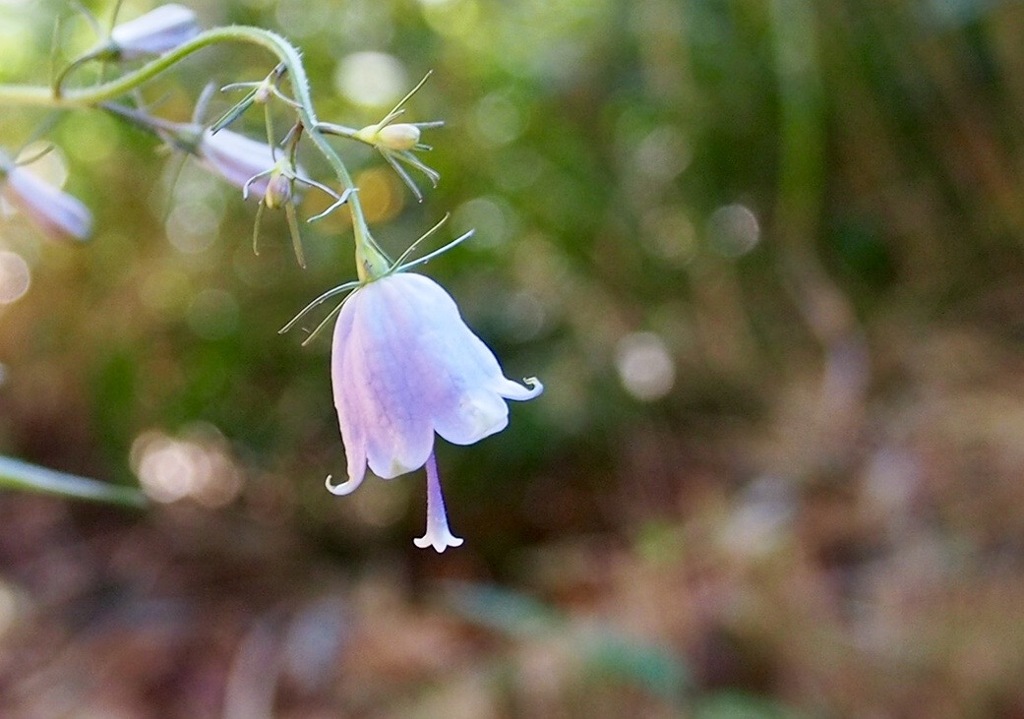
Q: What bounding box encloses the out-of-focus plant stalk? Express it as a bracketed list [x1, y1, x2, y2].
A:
[0, 455, 147, 507]
[770, 0, 869, 469]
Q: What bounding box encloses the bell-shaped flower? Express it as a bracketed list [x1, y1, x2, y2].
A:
[109, 4, 201, 60]
[328, 271, 541, 551]
[0, 153, 92, 241]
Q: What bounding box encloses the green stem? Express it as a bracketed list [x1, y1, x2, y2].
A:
[0, 24, 384, 271]
[0, 455, 146, 508]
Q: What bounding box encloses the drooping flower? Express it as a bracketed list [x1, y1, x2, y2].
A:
[108, 4, 201, 60]
[0, 152, 92, 241]
[327, 271, 541, 551]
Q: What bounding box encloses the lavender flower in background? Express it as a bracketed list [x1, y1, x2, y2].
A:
[327, 272, 541, 552]
[108, 4, 201, 60]
[53, 5, 201, 96]
[195, 128, 279, 197]
[100, 103, 282, 199]
[101, 99, 325, 264]
[0, 151, 92, 241]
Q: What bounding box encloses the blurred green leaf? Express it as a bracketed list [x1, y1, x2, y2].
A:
[445, 581, 690, 704]
[695, 691, 803, 719]
[580, 628, 691, 704]
[443, 580, 559, 636]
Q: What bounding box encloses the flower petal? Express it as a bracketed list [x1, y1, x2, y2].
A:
[432, 387, 509, 445]
[325, 471, 363, 496]
[334, 280, 434, 479]
[331, 300, 369, 487]
[493, 376, 544, 401]
[328, 271, 543, 488]
[390, 274, 540, 443]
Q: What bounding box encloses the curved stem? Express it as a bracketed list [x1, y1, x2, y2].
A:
[0, 24, 379, 263]
[51, 47, 108, 97]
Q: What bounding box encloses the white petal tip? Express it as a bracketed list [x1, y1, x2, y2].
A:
[517, 377, 543, 400]
[325, 473, 363, 496]
[492, 376, 544, 403]
[413, 533, 464, 552]
[503, 381, 544, 403]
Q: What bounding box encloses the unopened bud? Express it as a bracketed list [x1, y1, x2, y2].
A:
[253, 82, 273, 105]
[264, 171, 293, 210]
[376, 123, 421, 151]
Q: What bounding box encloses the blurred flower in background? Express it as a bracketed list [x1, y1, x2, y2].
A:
[0, 148, 92, 241]
[106, 3, 201, 60]
[192, 127, 280, 197]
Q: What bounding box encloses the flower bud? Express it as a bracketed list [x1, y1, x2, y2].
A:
[376, 123, 421, 151]
[0, 153, 92, 241]
[263, 171, 293, 210]
[253, 78, 275, 105]
[109, 4, 201, 60]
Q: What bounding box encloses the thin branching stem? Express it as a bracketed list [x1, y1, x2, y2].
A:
[0, 25, 377, 257]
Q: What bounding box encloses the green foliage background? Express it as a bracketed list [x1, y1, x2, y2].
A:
[1, 0, 1024, 716]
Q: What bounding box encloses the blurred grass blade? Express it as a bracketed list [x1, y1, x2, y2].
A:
[0, 455, 147, 508]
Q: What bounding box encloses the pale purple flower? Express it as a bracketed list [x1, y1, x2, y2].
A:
[110, 4, 201, 60]
[328, 271, 541, 551]
[0, 157, 92, 241]
[195, 129, 277, 197]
